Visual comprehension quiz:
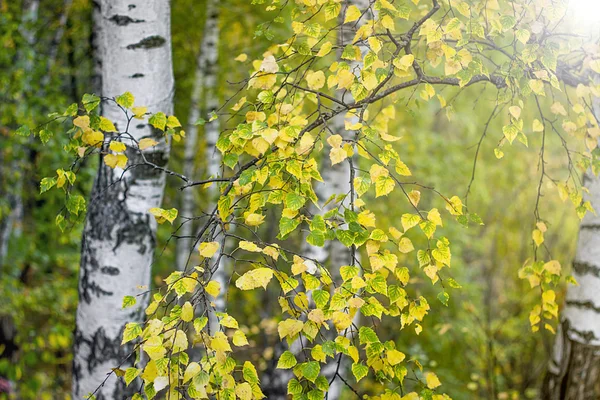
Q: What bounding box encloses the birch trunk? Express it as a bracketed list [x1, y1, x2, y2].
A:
[176, 0, 220, 272]
[295, 2, 372, 399]
[172, 0, 224, 337]
[542, 89, 600, 400]
[72, 1, 174, 399]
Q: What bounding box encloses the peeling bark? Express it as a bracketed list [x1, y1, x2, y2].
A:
[71, 1, 174, 398]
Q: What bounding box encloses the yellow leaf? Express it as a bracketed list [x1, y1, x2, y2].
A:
[82, 130, 104, 147]
[337, 69, 355, 89]
[183, 362, 200, 383]
[306, 70, 326, 90]
[398, 237, 414, 253]
[139, 138, 158, 150]
[132, 106, 147, 119]
[278, 319, 304, 339]
[426, 372, 442, 389]
[544, 260, 561, 275]
[532, 229, 544, 247]
[233, 330, 249, 346]
[387, 349, 406, 365]
[235, 53, 248, 62]
[344, 5, 361, 23]
[99, 116, 117, 132]
[104, 153, 127, 169]
[532, 119, 544, 132]
[181, 302, 194, 322]
[327, 134, 343, 148]
[73, 115, 90, 130]
[528, 79, 545, 96]
[509, 106, 521, 119]
[239, 241, 261, 252]
[220, 314, 239, 329]
[205, 280, 221, 298]
[236, 268, 274, 290]
[330, 147, 347, 165]
[308, 309, 325, 325]
[381, 15, 395, 31]
[210, 331, 232, 353]
[428, 208, 443, 226]
[260, 55, 279, 74]
[109, 141, 126, 153]
[199, 242, 220, 258]
[316, 41, 333, 57]
[245, 213, 265, 226]
[332, 311, 353, 332]
[235, 382, 253, 400]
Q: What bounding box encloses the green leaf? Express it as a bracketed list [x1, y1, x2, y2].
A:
[39, 129, 53, 144]
[149, 112, 167, 131]
[122, 322, 142, 344]
[437, 291, 449, 306]
[351, 363, 369, 382]
[15, 125, 31, 137]
[122, 296, 136, 309]
[287, 379, 303, 395]
[82, 93, 101, 112]
[243, 361, 259, 384]
[285, 192, 306, 211]
[40, 177, 57, 194]
[277, 351, 297, 369]
[375, 175, 395, 197]
[358, 326, 379, 344]
[301, 361, 320, 382]
[124, 367, 141, 386]
[335, 230, 355, 247]
[66, 194, 86, 216]
[307, 230, 325, 247]
[312, 290, 330, 309]
[116, 91, 134, 108]
[279, 217, 300, 238]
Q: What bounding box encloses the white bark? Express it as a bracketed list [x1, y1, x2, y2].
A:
[543, 82, 600, 399]
[72, 1, 173, 399]
[176, 0, 220, 272]
[171, 0, 225, 337]
[299, 2, 373, 399]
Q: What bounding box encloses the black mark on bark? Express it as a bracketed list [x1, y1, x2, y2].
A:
[109, 15, 144, 26]
[126, 35, 166, 50]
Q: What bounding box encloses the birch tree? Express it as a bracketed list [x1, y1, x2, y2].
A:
[541, 78, 600, 399]
[175, 0, 220, 269]
[71, 1, 174, 398]
[174, 0, 224, 337]
[304, 2, 374, 398]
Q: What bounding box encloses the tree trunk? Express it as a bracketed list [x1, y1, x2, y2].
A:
[285, 2, 372, 399]
[173, 0, 224, 336]
[175, 0, 220, 272]
[542, 92, 600, 400]
[71, 1, 174, 399]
